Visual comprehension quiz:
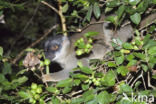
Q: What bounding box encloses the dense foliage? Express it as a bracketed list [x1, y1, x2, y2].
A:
[0, 0, 156, 104]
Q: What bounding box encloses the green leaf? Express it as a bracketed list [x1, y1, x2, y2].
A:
[117, 66, 129, 76]
[134, 81, 142, 89]
[0, 74, 6, 83]
[93, 2, 100, 19]
[18, 91, 31, 99]
[84, 31, 99, 37]
[12, 76, 28, 85]
[73, 79, 81, 86]
[126, 54, 134, 61]
[130, 13, 141, 25]
[153, 0, 156, 4]
[117, 5, 125, 20]
[115, 55, 124, 65]
[97, 91, 115, 104]
[125, 6, 136, 14]
[72, 74, 89, 80]
[80, 66, 93, 74]
[0, 46, 3, 56]
[81, 84, 89, 91]
[71, 97, 84, 104]
[105, 16, 116, 25]
[62, 86, 72, 94]
[122, 42, 133, 49]
[101, 70, 116, 86]
[119, 83, 133, 93]
[56, 78, 73, 88]
[133, 52, 146, 61]
[152, 75, 156, 79]
[106, 1, 120, 8]
[148, 46, 156, 56]
[2, 62, 12, 75]
[107, 62, 116, 67]
[141, 64, 148, 72]
[143, 39, 156, 49]
[105, 7, 113, 13]
[136, 1, 146, 13]
[86, 5, 93, 21]
[127, 60, 137, 67]
[51, 96, 60, 104]
[62, 3, 69, 13]
[129, 0, 141, 6]
[46, 87, 58, 93]
[82, 90, 94, 102]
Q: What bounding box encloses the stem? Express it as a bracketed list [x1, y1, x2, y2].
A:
[46, 65, 50, 74]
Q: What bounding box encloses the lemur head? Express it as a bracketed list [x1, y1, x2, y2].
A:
[44, 35, 71, 62]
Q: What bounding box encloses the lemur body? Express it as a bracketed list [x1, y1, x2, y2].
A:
[43, 20, 133, 82]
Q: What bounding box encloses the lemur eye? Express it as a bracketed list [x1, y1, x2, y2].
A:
[51, 45, 58, 51]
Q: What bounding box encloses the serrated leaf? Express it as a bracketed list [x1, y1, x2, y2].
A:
[12, 76, 28, 84]
[119, 83, 133, 93]
[62, 3, 69, 13]
[134, 81, 141, 89]
[133, 52, 146, 61]
[86, 5, 93, 21]
[82, 90, 94, 102]
[97, 91, 114, 104]
[81, 84, 89, 91]
[117, 5, 125, 20]
[56, 78, 72, 88]
[0, 46, 3, 56]
[122, 42, 133, 49]
[117, 66, 129, 76]
[80, 66, 92, 74]
[127, 60, 137, 67]
[148, 46, 156, 56]
[71, 97, 84, 104]
[51, 96, 60, 104]
[107, 62, 116, 67]
[72, 74, 88, 80]
[62, 86, 72, 94]
[93, 2, 100, 19]
[105, 16, 116, 24]
[130, 13, 141, 25]
[46, 87, 58, 93]
[73, 79, 81, 86]
[126, 54, 134, 61]
[101, 70, 116, 86]
[18, 91, 31, 99]
[141, 64, 148, 72]
[143, 39, 156, 49]
[115, 55, 124, 65]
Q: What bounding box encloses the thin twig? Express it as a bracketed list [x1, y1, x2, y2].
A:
[58, 0, 67, 36]
[12, 24, 58, 64]
[41, 0, 67, 36]
[130, 71, 143, 88]
[41, 1, 59, 15]
[148, 72, 156, 89]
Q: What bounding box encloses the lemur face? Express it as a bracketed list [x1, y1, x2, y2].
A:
[44, 35, 70, 62]
[44, 35, 63, 61]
